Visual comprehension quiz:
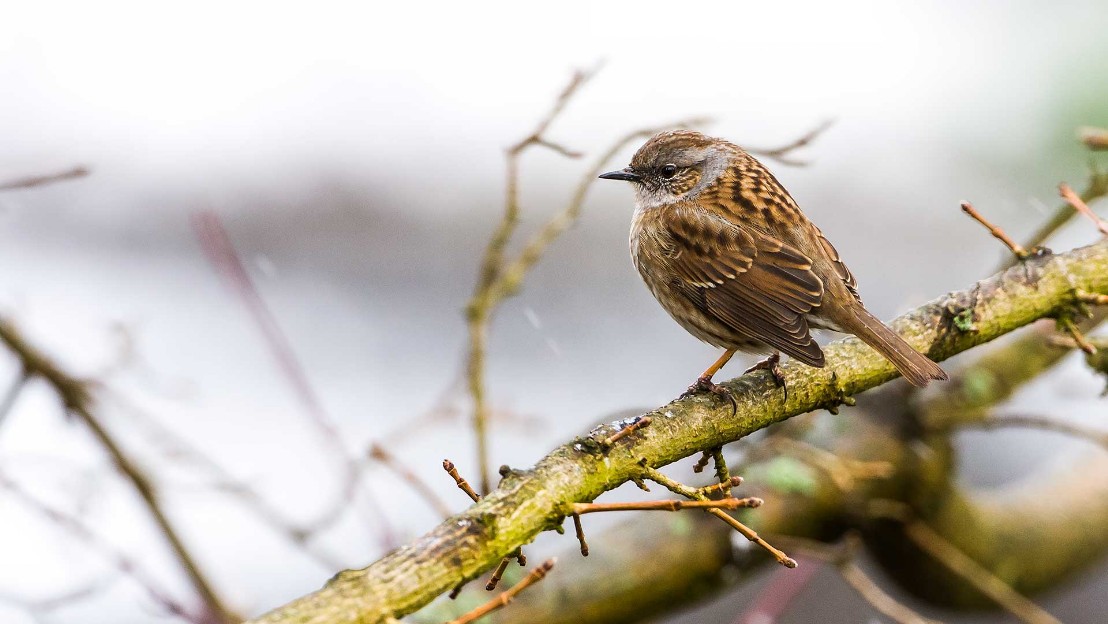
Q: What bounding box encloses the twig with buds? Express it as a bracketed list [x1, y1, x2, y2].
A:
[600, 416, 652, 450]
[641, 465, 795, 568]
[443, 459, 482, 503]
[446, 560, 556, 624]
[1009, 166, 1108, 270]
[1059, 182, 1108, 236]
[961, 201, 1030, 258]
[571, 513, 589, 556]
[441, 459, 523, 591]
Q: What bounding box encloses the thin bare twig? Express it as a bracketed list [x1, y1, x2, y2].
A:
[484, 558, 512, 592]
[642, 466, 795, 568]
[571, 512, 588, 556]
[446, 559, 555, 624]
[0, 319, 238, 623]
[0, 166, 89, 191]
[1059, 182, 1108, 236]
[961, 202, 1029, 258]
[440, 459, 520, 590]
[443, 459, 481, 503]
[600, 416, 652, 450]
[744, 119, 834, 166]
[1008, 168, 1108, 269]
[0, 470, 197, 622]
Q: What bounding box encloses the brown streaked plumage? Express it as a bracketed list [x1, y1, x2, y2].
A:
[600, 130, 947, 400]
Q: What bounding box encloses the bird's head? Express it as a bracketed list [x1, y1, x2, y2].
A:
[599, 130, 732, 209]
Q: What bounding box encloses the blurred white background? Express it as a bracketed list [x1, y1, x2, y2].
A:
[0, 1, 1106, 622]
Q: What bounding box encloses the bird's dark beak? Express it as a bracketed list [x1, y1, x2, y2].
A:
[598, 167, 641, 182]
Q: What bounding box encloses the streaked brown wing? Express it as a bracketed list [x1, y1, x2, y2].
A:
[815, 229, 859, 299]
[663, 206, 826, 366]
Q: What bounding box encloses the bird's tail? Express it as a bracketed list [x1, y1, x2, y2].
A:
[845, 306, 947, 387]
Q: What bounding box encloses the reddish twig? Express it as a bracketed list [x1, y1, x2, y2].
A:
[484, 558, 512, 591]
[643, 466, 796, 568]
[443, 459, 481, 503]
[1059, 182, 1108, 236]
[446, 560, 555, 624]
[961, 201, 1029, 258]
[600, 416, 652, 449]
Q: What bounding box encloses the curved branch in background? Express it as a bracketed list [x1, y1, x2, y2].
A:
[248, 238, 1108, 624]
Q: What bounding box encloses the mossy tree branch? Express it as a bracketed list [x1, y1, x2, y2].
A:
[248, 239, 1108, 624]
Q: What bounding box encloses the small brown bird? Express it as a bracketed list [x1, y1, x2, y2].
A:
[599, 130, 946, 401]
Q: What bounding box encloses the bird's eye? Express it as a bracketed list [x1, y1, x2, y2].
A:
[660, 164, 678, 179]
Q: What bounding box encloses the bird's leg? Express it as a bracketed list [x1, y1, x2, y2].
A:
[680, 349, 737, 413]
[744, 352, 787, 399]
